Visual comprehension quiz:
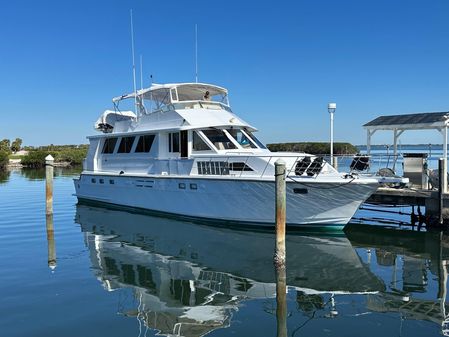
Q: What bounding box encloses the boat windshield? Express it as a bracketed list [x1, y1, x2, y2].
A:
[202, 129, 237, 150]
[243, 129, 266, 149]
[226, 129, 257, 149]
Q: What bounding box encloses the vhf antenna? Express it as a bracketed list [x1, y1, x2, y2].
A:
[140, 54, 143, 90]
[195, 24, 198, 83]
[130, 9, 138, 115]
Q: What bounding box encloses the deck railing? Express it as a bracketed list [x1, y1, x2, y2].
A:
[188, 154, 330, 179]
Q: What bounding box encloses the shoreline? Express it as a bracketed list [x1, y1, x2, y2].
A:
[7, 160, 72, 169]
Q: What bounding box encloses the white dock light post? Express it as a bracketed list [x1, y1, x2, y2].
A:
[328, 103, 337, 166]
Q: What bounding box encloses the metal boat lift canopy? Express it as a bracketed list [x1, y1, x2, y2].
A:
[364, 111, 449, 190]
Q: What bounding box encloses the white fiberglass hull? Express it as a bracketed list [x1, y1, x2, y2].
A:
[74, 173, 378, 228]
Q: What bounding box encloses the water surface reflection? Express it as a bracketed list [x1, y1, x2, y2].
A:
[74, 204, 449, 336]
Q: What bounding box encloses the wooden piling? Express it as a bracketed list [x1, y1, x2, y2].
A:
[274, 159, 286, 266]
[439, 158, 445, 225]
[45, 155, 54, 215]
[46, 213, 56, 270]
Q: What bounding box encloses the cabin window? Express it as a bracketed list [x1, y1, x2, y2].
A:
[243, 129, 267, 149]
[229, 162, 254, 171]
[193, 131, 212, 151]
[117, 136, 135, 153]
[169, 132, 180, 153]
[227, 129, 257, 149]
[135, 135, 155, 153]
[102, 138, 118, 154]
[202, 129, 237, 150]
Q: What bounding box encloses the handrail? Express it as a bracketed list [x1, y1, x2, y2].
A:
[189, 154, 329, 179]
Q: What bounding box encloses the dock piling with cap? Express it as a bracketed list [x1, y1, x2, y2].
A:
[45, 154, 56, 270]
[274, 159, 286, 266]
[45, 154, 54, 215]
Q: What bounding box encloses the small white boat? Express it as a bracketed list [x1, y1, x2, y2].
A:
[74, 82, 382, 228]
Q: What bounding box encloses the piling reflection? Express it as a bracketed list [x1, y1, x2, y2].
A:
[275, 264, 287, 337]
[75, 204, 449, 336]
[46, 213, 56, 270]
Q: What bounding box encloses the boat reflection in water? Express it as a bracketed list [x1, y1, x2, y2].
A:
[75, 204, 449, 336]
[346, 224, 449, 335]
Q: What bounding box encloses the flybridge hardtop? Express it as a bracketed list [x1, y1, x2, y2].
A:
[94, 82, 255, 135]
[112, 82, 228, 104]
[76, 81, 385, 227]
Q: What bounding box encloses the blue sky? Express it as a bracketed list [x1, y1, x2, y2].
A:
[1, 0, 448, 146]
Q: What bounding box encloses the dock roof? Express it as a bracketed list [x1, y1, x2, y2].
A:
[364, 111, 449, 130]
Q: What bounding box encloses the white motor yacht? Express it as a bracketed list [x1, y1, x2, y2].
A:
[74, 82, 381, 228]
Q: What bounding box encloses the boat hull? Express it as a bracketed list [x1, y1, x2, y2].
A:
[74, 174, 378, 228]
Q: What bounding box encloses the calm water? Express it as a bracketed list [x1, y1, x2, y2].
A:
[1, 168, 448, 337]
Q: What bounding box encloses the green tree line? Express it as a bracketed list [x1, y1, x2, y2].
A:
[0, 138, 22, 170]
[21, 146, 89, 168]
[267, 142, 358, 155]
[0, 138, 89, 169]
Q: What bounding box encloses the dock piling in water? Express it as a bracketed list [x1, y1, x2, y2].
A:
[274, 159, 287, 336]
[45, 155, 54, 215]
[274, 159, 286, 267]
[45, 154, 56, 270]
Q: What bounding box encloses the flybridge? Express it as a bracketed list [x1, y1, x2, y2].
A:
[112, 83, 230, 116]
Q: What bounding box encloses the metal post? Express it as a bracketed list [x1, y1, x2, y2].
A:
[46, 213, 56, 270]
[330, 111, 334, 164]
[332, 156, 338, 170]
[444, 127, 448, 193]
[439, 158, 445, 225]
[45, 155, 54, 215]
[366, 130, 371, 156]
[393, 129, 398, 171]
[274, 159, 286, 267]
[328, 103, 336, 166]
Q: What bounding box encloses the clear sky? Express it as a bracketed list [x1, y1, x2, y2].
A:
[1, 0, 448, 146]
